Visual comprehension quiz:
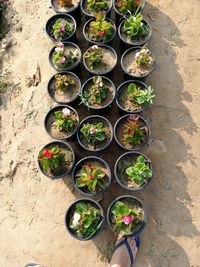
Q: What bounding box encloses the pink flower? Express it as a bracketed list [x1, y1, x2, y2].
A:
[91, 45, 98, 50]
[98, 30, 105, 37]
[64, 51, 69, 57]
[62, 108, 71, 117]
[60, 57, 66, 64]
[43, 149, 52, 159]
[55, 47, 64, 52]
[57, 42, 64, 48]
[89, 175, 94, 180]
[122, 215, 134, 225]
[89, 127, 96, 135]
[60, 23, 65, 32]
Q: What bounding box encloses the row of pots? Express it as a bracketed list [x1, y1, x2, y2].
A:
[50, 0, 146, 20]
[48, 42, 155, 78]
[47, 73, 153, 112]
[65, 195, 147, 241]
[46, 12, 152, 47]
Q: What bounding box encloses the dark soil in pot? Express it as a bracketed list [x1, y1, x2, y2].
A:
[48, 71, 81, 104]
[49, 42, 81, 71]
[45, 13, 76, 42]
[114, 151, 153, 191]
[80, 76, 116, 111]
[72, 156, 111, 196]
[121, 46, 155, 79]
[51, 0, 80, 14]
[83, 45, 117, 75]
[83, 17, 116, 45]
[65, 198, 105, 240]
[38, 141, 75, 179]
[107, 195, 147, 238]
[116, 80, 149, 113]
[81, 0, 112, 18]
[44, 105, 79, 140]
[118, 18, 152, 46]
[114, 114, 150, 150]
[77, 115, 113, 151]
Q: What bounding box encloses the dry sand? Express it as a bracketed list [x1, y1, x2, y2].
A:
[0, 0, 200, 267]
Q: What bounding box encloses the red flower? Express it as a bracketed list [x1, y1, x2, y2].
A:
[98, 30, 105, 37]
[89, 175, 94, 180]
[43, 149, 52, 158]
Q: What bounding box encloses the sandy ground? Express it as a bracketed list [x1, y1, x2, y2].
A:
[0, 0, 200, 266]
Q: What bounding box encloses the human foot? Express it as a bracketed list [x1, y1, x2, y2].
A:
[109, 236, 140, 267]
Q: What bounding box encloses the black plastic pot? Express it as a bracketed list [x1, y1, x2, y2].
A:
[114, 151, 153, 191]
[38, 141, 75, 179]
[121, 46, 155, 79]
[77, 115, 113, 152]
[114, 114, 151, 151]
[113, 0, 146, 26]
[51, 0, 81, 23]
[72, 156, 112, 196]
[83, 44, 118, 76]
[116, 79, 150, 114]
[83, 17, 116, 46]
[80, 0, 112, 19]
[107, 195, 147, 237]
[118, 18, 152, 48]
[45, 13, 77, 43]
[47, 71, 81, 105]
[81, 76, 116, 112]
[65, 198, 105, 240]
[44, 105, 79, 140]
[49, 42, 82, 71]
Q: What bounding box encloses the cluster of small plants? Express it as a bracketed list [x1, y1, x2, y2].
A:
[116, 0, 142, 15]
[52, 42, 78, 68]
[51, 18, 74, 40]
[55, 74, 76, 92]
[69, 202, 103, 238]
[75, 163, 107, 193]
[83, 45, 105, 70]
[87, 0, 110, 13]
[80, 122, 107, 145]
[86, 12, 115, 42]
[53, 107, 78, 133]
[80, 76, 108, 106]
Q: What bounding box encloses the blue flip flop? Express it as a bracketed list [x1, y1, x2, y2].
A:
[114, 235, 141, 267]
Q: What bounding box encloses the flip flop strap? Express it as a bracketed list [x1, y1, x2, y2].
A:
[114, 239, 134, 267]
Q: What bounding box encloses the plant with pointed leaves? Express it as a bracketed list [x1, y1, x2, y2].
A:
[87, 0, 110, 13]
[116, 0, 142, 15]
[81, 122, 107, 145]
[84, 45, 105, 70]
[127, 83, 154, 106]
[76, 163, 107, 193]
[70, 202, 103, 238]
[53, 107, 78, 133]
[135, 46, 153, 67]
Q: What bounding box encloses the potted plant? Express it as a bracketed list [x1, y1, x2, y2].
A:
[114, 114, 150, 150]
[51, 0, 81, 19]
[114, 151, 153, 191]
[38, 141, 75, 179]
[121, 45, 155, 79]
[44, 105, 79, 140]
[49, 42, 81, 71]
[116, 80, 154, 113]
[107, 195, 147, 237]
[118, 12, 152, 46]
[81, 0, 112, 18]
[83, 44, 117, 75]
[47, 71, 81, 104]
[79, 76, 116, 111]
[45, 14, 76, 42]
[65, 198, 104, 240]
[77, 115, 113, 151]
[83, 12, 116, 45]
[72, 156, 111, 196]
[113, 0, 145, 18]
